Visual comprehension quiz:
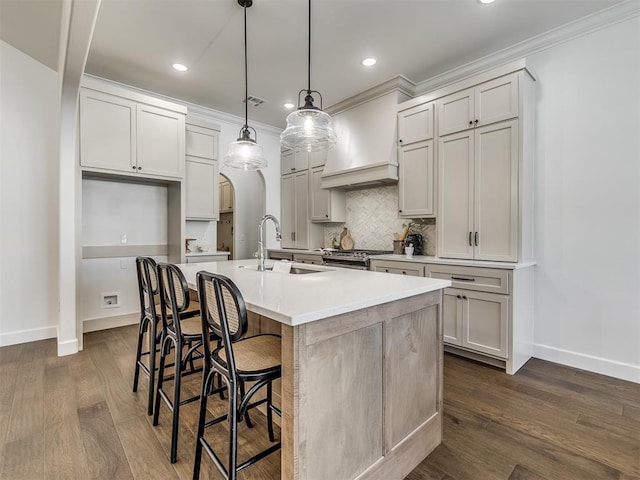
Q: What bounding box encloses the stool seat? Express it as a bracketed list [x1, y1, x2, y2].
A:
[215, 334, 281, 375]
[180, 316, 204, 337]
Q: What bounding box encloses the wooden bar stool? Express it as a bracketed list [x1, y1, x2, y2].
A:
[153, 262, 210, 464]
[132, 256, 162, 416]
[193, 271, 281, 480]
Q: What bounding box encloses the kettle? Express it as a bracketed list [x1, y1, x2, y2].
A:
[405, 233, 423, 256]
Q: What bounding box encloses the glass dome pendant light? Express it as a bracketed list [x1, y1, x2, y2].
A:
[224, 0, 267, 171]
[280, 0, 336, 153]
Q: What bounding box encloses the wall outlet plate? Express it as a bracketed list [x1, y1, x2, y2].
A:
[101, 292, 120, 308]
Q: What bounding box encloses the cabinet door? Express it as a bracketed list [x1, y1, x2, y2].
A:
[281, 150, 295, 175]
[475, 74, 518, 127]
[398, 102, 434, 146]
[308, 150, 327, 168]
[293, 254, 323, 265]
[399, 139, 435, 218]
[293, 171, 309, 248]
[437, 88, 474, 136]
[294, 150, 309, 172]
[136, 104, 184, 178]
[185, 158, 218, 220]
[438, 130, 474, 259]
[280, 174, 296, 248]
[463, 290, 508, 359]
[219, 181, 233, 213]
[80, 89, 136, 172]
[310, 166, 330, 221]
[370, 260, 423, 276]
[442, 289, 463, 346]
[474, 120, 518, 262]
[186, 124, 218, 160]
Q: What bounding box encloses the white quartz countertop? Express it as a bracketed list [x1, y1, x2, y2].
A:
[370, 254, 536, 270]
[267, 248, 324, 255]
[185, 251, 231, 257]
[177, 259, 450, 326]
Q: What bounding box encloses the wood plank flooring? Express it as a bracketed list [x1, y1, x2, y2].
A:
[0, 324, 638, 479]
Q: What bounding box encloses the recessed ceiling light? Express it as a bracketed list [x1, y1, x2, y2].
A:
[284, 103, 295, 109]
[479, 0, 495, 3]
[172, 63, 188, 72]
[362, 57, 377, 67]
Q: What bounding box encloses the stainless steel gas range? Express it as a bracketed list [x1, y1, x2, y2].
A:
[322, 249, 393, 270]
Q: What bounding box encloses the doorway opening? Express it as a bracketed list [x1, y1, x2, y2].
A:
[217, 174, 234, 259]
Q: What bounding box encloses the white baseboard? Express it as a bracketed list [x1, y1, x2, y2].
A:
[533, 343, 640, 384]
[83, 312, 139, 333]
[57, 338, 79, 356]
[0, 325, 57, 347]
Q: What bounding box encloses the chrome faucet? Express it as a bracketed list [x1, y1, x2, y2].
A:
[256, 214, 281, 271]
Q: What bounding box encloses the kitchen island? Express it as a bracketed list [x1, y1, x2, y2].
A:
[178, 259, 451, 480]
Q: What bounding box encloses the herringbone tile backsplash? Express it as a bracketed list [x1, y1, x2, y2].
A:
[323, 184, 436, 255]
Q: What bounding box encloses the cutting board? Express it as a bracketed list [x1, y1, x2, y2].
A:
[340, 229, 354, 250]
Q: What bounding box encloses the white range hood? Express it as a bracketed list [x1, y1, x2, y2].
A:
[321, 77, 414, 189]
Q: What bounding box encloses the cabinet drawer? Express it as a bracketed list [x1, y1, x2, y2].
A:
[268, 251, 294, 261]
[293, 254, 324, 265]
[370, 260, 424, 277]
[427, 265, 509, 294]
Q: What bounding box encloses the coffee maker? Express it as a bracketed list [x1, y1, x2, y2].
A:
[405, 233, 423, 256]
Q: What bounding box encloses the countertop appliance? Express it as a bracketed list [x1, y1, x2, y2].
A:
[405, 234, 423, 256]
[322, 249, 393, 270]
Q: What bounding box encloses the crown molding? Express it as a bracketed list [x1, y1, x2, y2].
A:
[81, 74, 284, 136]
[414, 0, 640, 96]
[326, 75, 416, 115]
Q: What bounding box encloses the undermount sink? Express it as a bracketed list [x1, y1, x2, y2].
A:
[239, 265, 324, 275]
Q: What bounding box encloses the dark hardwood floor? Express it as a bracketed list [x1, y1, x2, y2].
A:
[0, 324, 638, 479]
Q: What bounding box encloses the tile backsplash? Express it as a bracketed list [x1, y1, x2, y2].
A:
[323, 184, 436, 255]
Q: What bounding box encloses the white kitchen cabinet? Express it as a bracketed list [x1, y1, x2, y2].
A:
[442, 289, 463, 346]
[310, 166, 346, 222]
[281, 149, 309, 175]
[80, 87, 185, 179]
[438, 119, 518, 261]
[219, 180, 233, 213]
[185, 158, 218, 220]
[398, 102, 434, 146]
[281, 171, 323, 249]
[437, 73, 518, 136]
[398, 139, 435, 218]
[185, 123, 219, 221]
[397, 102, 435, 218]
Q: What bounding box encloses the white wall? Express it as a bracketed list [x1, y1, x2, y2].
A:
[527, 17, 640, 382]
[0, 41, 60, 346]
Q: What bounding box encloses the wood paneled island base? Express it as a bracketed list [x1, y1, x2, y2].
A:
[279, 290, 443, 480]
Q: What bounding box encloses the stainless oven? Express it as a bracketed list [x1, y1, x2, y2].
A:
[322, 249, 392, 271]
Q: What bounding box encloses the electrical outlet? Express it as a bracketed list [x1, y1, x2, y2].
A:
[120, 234, 127, 245]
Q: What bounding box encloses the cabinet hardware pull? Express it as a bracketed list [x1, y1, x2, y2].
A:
[462, 295, 468, 300]
[399, 209, 403, 213]
[475, 232, 479, 246]
[385, 269, 389, 273]
[132, 166, 136, 170]
[325, 214, 329, 218]
[468, 232, 472, 246]
[402, 271, 406, 275]
[451, 276, 475, 282]
[137, 166, 142, 170]
[399, 139, 403, 143]
[291, 168, 295, 171]
[468, 121, 473, 126]
[456, 295, 462, 299]
[474, 119, 478, 124]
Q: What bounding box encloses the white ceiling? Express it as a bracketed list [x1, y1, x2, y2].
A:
[1, 0, 624, 128]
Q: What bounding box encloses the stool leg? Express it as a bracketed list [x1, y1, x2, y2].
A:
[170, 339, 183, 463]
[240, 382, 253, 428]
[132, 316, 146, 393]
[146, 318, 158, 416]
[192, 368, 211, 480]
[152, 339, 168, 427]
[267, 382, 275, 442]
[228, 380, 239, 480]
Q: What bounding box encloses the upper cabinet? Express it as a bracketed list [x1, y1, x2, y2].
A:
[437, 73, 518, 137]
[79, 81, 186, 180]
[185, 123, 219, 221]
[281, 149, 309, 175]
[397, 102, 435, 218]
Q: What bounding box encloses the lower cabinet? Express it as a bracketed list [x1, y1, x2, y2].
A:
[268, 250, 294, 261]
[370, 259, 532, 374]
[441, 288, 508, 358]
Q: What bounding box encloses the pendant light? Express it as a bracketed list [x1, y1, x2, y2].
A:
[280, 0, 336, 153]
[224, 0, 267, 170]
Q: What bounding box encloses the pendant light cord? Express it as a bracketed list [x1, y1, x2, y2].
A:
[307, 0, 311, 94]
[244, 3, 248, 130]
